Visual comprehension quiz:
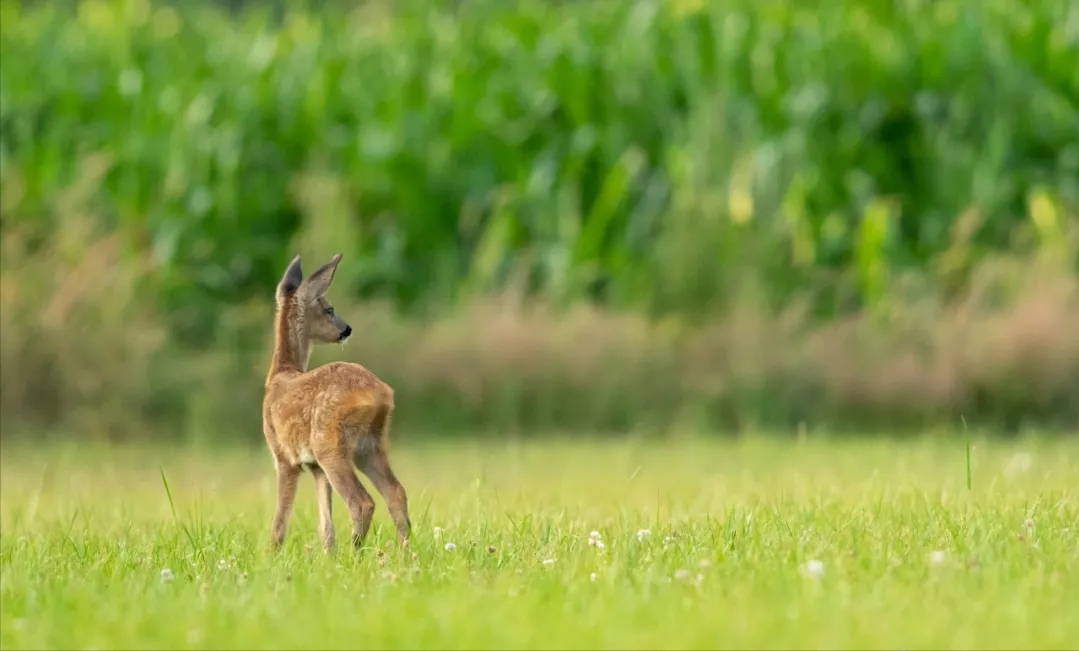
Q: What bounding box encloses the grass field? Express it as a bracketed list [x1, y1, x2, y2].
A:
[1, 434, 1076, 650]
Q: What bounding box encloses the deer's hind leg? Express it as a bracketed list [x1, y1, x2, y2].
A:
[315, 447, 376, 550]
[356, 405, 412, 548]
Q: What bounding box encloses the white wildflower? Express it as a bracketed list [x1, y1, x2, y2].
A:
[590, 572, 598, 582]
[542, 558, 556, 567]
[929, 550, 946, 566]
[804, 559, 824, 578]
[635, 529, 652, 542]
[160, 568, 175, 583]
[444, 542, 457, 552]
[433, 527, 443, 540]
[594, 540, 606, 552]
[674, 568, 691, 581]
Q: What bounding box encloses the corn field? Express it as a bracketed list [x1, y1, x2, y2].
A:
[1, 0, 1078, 438]
[3, 0, 1076, 328]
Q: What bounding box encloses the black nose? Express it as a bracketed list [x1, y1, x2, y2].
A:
[340, 325, 352, 339]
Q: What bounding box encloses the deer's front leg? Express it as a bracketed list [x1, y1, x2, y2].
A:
[311, 466, 336, 552]
[271, 462, 301, 550]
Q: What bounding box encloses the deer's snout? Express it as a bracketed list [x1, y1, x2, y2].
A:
[339, 325, 352, 342]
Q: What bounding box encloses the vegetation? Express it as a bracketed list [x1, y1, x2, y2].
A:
[1, 435, 1077, 649]
[1, 0, 1077, 440]
[3, 5, 1074, 647]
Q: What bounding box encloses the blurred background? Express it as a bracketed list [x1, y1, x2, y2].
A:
[0, 0, 1076, 446]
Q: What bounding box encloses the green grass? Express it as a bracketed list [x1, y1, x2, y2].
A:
[1, 434, 1077, 649]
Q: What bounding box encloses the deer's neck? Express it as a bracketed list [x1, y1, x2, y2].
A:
[267, 300, 311, 384]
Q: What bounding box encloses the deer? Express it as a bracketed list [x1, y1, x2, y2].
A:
[262, 252, 411, 553]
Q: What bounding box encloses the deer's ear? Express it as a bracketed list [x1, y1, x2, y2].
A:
[278, 255, 304, 297]
[300, 253, 342, 299]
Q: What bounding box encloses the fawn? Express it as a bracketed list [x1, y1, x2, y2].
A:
[262, 252, 411, 552]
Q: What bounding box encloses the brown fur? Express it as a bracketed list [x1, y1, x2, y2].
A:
[262, 253, 411, 552]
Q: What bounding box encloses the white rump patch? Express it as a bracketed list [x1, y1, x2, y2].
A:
[298, 448, 316, 465]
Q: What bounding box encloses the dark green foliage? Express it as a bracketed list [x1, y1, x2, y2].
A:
[2, 0, 1076, 335]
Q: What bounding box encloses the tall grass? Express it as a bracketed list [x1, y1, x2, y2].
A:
[2, 436, 1078, 649]
[3, 176, 1077, 441]
[1, 0, 1077, 441]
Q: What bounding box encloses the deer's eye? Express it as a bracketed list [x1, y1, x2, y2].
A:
[325, 306, 335, 316]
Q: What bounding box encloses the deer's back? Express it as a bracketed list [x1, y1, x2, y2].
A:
[264, 362, 393, 465]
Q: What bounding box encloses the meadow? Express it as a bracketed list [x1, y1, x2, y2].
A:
[2, 434, 1077, 649]
[2, 0, 1077, 440]
[1, 2, 1077, 647]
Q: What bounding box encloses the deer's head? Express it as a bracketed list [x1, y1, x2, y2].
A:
[276, 253, 351, 345]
